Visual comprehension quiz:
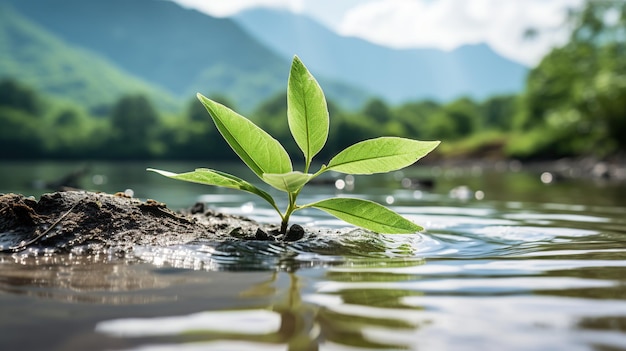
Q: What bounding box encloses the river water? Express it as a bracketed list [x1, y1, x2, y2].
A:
[1, 161, 625, 351]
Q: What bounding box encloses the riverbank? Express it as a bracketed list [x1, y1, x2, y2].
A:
[425, 154, 626, 183]
[0, 191, 308, 255]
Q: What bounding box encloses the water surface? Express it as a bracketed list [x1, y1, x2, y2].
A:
[1, 161, 625, 351]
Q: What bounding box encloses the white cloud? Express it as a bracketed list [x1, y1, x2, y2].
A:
[171, 0, 584, 66]
[172, 0, 305, 17]
[336, 0, 584, 66]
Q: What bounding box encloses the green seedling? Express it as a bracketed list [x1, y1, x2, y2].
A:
[149, 56, 439, 234]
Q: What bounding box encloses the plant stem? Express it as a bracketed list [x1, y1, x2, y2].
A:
[279, 166, 329, 233]
[280, 218, 289, 234]
[280, 192, 298, 234]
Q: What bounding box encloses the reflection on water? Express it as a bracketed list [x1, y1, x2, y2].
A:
[1, 162, 626, 350]
[0, 255, 206, 304]
[95, 267, 428, 351]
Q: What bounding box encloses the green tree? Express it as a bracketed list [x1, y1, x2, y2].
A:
[394, 100, 441, 138]
[360, 97, 411, 137]
[254, 92, 288, 133]
[43, 107, 99, 158]
[424, 97, 480, 140]
[515, 45, 588, 130]
[108, 94, 160, 158]
[0, 79, 43, 158]
[163, 97, 230, 160]
[0, 107, 42, 158]
[514, 0, 626, 156]
[0, 78, 41, 115]
[326, 112, 379, 155]
[482, 95, 518, 130]
[362, 98, 392, 124]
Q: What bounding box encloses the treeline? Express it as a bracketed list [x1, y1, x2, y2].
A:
[0, 76, 518, 160]
[1, 1, 624, 161]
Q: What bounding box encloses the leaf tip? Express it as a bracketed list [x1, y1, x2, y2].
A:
[384, 221, 423, 234]
[429, 140, 442, 153]
[412, 224, 425, 233]
[146, 168, 176, 177]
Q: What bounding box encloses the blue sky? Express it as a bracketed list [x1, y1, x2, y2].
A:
[171, 0, 583, 66]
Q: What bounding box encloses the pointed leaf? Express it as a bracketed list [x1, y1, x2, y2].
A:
[307, 197, 423, 234]
[287, 56, 329, 166]
[262, 171, 312, 193]
[148, 168, 277, 208]
[327, 137, 440, 174]
[197, 93, 292, 178]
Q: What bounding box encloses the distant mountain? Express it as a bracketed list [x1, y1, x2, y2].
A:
[0, 3, 179, 112]
[3, 0, 371, 111]
[233, 8, 529, 103]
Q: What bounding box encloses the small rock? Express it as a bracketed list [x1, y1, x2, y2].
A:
[228, 227, 244, 238]
[284, 224, 305, 242]
[255, 228, 272, 241]
[592, 162, 610, 179]
[190, 202, 205, 215]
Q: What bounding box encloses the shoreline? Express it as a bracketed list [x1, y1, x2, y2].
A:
[422, 155, 626, 182]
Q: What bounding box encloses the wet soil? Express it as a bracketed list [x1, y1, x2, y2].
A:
[0, 191, 304, 255]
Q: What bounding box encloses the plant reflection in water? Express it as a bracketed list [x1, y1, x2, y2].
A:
[95, 257, 427, 350]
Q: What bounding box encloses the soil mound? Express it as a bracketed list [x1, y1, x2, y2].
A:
[0, 191, 296, 254]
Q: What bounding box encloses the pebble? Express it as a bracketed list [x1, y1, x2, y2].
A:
[284, 224, 305, 242]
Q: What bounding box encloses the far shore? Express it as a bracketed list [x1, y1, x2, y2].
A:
[421, 154, 626, 182]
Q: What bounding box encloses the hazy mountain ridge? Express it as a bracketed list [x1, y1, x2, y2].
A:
[0, 3, 180, 112]
[1, 0, 371, 111]
[1, 0, 527, 113]
[233, 8, 529, 103]
[1, 0, 286, 111]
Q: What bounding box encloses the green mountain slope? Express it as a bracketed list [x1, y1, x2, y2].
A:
[2, 0, 290, 112]
[4, 0, 285, 97]
[3, 0, 371, 111]
[0, 4, 180, 112]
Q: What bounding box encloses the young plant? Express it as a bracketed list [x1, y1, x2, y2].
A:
[148, 56, 439, 235]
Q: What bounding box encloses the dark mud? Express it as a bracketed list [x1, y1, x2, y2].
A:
[0, 191, 304, 255]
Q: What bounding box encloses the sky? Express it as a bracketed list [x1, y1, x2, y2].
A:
[171, 0, 584, 67]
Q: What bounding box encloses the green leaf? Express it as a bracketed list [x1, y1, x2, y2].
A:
[306, 197, 423, 234]
[262, 171, 312, 193]
[147, 168, 277, 208]
[197, 93, 292, 178]
[327, 137, 440, 174]
[287, 55, 329, 167]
